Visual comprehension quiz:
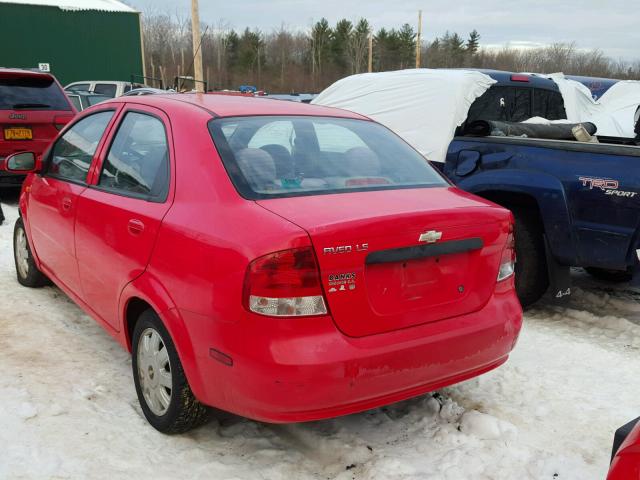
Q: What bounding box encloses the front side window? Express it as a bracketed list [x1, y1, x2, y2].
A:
[48, 110, 114, 183]
[98, 112, 169, 200]
[209, 116, 447, 199]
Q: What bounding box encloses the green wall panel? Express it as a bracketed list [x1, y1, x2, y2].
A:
[0, 4, 143, 85]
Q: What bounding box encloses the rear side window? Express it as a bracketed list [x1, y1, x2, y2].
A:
[94, 83, 117, 97]
[98, 112, 169, 201]
[0, 75, 70, 110]
[48, 111, 114, 183]
[209, 115, 447, 199]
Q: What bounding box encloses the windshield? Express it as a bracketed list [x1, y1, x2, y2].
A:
[208, 116, 447, 199]
[0, 75, 71, 110]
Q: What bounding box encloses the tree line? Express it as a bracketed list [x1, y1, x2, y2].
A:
[140, 13, 640, 93]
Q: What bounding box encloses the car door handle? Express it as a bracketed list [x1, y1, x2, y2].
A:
[61, 197, 72, 211]
[127, 219, 145, 236]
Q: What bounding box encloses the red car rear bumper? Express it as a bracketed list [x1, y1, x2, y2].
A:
[182, 287, 522, 423]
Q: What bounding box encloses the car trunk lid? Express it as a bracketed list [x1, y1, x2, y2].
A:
[257, 187, 512, 337]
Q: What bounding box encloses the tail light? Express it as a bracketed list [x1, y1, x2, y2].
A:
[53, 115, 74, 131]
[497, 226, 516, 282]
[244, 247, 327, 317]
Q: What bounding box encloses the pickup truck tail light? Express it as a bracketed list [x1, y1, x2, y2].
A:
[244, 247, 327, 317]
[497, 228, 516, 282]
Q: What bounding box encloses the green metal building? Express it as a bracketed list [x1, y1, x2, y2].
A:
[0, 0, 145, 86]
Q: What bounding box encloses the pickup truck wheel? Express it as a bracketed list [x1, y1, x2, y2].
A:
[13, 217, 49, 288]
[512, 208, 549, 307]
[585, 267, 632, 283]
[132, 309, 210, 434]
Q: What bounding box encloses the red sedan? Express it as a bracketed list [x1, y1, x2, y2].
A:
[3, 94, 522, 433]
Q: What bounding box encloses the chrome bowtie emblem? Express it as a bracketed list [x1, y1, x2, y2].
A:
[419, 230, 442, 244]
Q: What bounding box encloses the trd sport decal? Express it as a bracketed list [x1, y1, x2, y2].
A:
[579, 176, 637, 198]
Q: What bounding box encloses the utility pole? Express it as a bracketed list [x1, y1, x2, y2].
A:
[368, 33, 373, 73]
[191, 0, 204, 92]
[416, 10, 422, 68]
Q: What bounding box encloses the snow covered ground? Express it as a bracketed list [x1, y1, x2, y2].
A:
[0, 198, 639, 480]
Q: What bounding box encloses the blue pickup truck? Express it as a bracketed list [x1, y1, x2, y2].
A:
[444, 127, 640, 306]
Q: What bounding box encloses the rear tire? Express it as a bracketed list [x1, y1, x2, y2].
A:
[511, 207, 549, 307]
[13, 217, 49, 288]
[585, 267, 632, 283]
[132, 309, 210, 434]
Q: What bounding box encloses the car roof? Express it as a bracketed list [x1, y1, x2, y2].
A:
[465, 69, 561, 91]
[0, 67, 55, 80]
[109, 93, 370, 120]
[67, 80, 130, 85]
[565, 75, 620, 99]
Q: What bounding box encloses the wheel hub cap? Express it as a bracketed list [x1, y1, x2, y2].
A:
[15, 227, 30, 279]
[137, 328, 172, 416]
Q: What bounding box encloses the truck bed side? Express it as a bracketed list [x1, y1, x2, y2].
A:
[445, 136, 640, 271]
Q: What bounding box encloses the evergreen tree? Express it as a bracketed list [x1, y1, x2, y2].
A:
[331, 19, 353, 72]
[466, 29, 480, 54]
[397, 23, 416, 68]
[310, 18, 333, 77]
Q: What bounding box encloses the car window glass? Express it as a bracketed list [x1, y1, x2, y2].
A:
[48, 111, 114, 182]
[210, 116, 446, 199]
[68, 95, 81, 111]
[86, 95, 110, 106]
[314, 123, 366, 153]
[467, 86, 511, 123]
[66, 83, 90, 93]
[247, 121, 295, 153]
[532, 89, 567, 120]
[98, 112, 169, 200]
[510, 88, 531, 122]
[94, 83, 117, 97]
[0, 76, 71, 111]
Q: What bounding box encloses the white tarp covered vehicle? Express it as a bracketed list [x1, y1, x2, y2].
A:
[545, 73, 640, 138]
[312, 69, 496, 163]
[313, 69, 640, 163]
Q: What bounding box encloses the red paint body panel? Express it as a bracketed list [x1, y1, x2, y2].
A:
[18, 94, 523, 423]
[258, 188, 512, 337]
[608, 422, 640, 480]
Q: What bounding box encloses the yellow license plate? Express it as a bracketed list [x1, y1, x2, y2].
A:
[4, 127, 33, 140]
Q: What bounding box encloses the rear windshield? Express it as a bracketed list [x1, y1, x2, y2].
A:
[0, 75, 71, 111]
[208, 116, 447, 199]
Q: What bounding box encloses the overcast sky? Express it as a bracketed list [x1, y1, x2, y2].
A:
[127, 0, 638, 61]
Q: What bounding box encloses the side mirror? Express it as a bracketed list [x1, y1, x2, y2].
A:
[4, 152, 39, 173]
